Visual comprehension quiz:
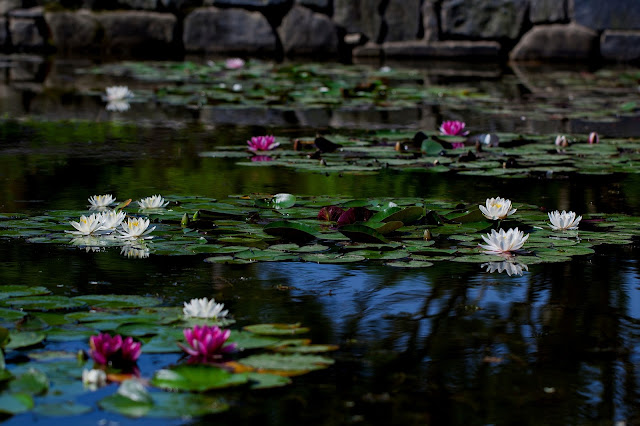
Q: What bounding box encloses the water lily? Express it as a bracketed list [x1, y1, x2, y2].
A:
[116, 217, 155, 239]
[183, 297, 229, 320]
[88, 194, 116, 209]
[555, 135, 568, 147]
[179, 325, 237, 363]
[104, 86, 133, 102]
[482, 260, 528, 276]
[225, 57, 245, 69]
[82, 368, 107, 390]
[479, 197, 517, 220]
[67, 213, 106, 236]
[588, 131, 599, 144]
[137, 195, 169, 209]
[479, 228, 529, 254]
[247, 135, 279, 152]
[97, 210, 126, 231]
[89, 333, 141, 367]
[548, 210, 582, 231]
[439, 120, 469, 136]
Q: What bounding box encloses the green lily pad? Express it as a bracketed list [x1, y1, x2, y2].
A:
[243, 323, 310, 336]
[2, 296, 86, 311]
[238, 353, 334, 374]
[72, 295, 163, 308]
[9, 369, 48, 395]
[100, 391, 229, 418]
[0, 393, 34, 415]
[0, 285, 51, 300]
[151, 364, 249, 392]
[338, 224, 389, 243]
[263, 221, 318, 242]
[33, 401, 92, 417]
[6, 331, 46, 349]
[247, 372, 292, 389]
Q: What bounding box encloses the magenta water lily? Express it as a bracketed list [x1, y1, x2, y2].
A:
[178, 325, 237, 363]
[247, 135, 279, 152]
[439, 120, 469, 136]
[89, 333, 142, 367]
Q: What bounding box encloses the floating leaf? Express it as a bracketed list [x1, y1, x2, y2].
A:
[247, 372, 292, 389]
[72, 295, 162, 309]
[151, 364, 249, 392]
[243, 323, 310, 336]
[238, 353, 334, 375]
[0, 285, 51, 300]
[338, 224, 389, 243]
[263, 221, 318, 242]
[0, 393, 34, 414]
[6, 331, 46, 349]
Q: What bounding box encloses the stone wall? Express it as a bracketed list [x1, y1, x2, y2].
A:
[1, 0, 639, 62]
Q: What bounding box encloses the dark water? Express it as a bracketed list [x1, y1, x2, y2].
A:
[0, 57, 638, 425]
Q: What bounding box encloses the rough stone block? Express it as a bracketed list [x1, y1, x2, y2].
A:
[44, 10, 101, 53]
[441, 0, 528, 40]
[9, 8, 46, 50]
[381, 40, 501, 59]
[183, 7, 277, 53]
[0, 17, 6, 47]
[510, 24, 598, 61]
[278, 5, 338, 55]
[529, 0, 567, 24]
[295, 0, 330, 14]
[574, 0, 640, 31]
[383, 0, 420, 42]
[601, 30, 640, 62]
[95, 11, 176, 54]
[0, 0, 21, 15]
[205, 0, 289, 7]
[422, 0, 439, 42]
[333, 0, 383, 42]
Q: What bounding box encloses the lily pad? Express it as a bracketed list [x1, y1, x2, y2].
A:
[151, 364, 249, 392]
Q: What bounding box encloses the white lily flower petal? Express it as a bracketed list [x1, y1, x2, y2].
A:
[548, 210, 582, 231]
[82, 368, 107, 390]
[137, 195, 169, 209]
[88, 194, 116, 208]
[479, 228, 529, 254]
[104, 86, 133, 102]
[66, 213, 106, 236]
[479, 197, 517, 220]
[183, 297, 229, 319]
[97, 210, 127, 231]
[116, 217, 155, 240]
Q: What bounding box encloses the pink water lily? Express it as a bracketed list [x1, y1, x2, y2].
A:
[439, 120, 469, 136]
[247, 135, 279, 152]
[89, 333, 142, 366]
[178, 325, 237, 363]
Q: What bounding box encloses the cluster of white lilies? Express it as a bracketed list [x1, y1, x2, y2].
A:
[67, 194, 169, 240]
[478, 196, 582, 254]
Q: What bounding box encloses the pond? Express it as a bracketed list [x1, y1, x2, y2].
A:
[0, 56, 639, 425]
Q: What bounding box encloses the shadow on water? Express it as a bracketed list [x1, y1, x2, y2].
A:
[0, 55, 639, 425]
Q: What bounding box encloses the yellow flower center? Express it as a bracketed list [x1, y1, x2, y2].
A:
[492, 203, 502, 208]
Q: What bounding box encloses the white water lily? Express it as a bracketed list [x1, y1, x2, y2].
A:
[67, 214, 105, 236]
[479, 197, 517, 220]
[97, 210, 126, 231]
[482, 261, 528, 276]
[137, 195, 169, 209]
[116, 217, 155, 239]
[82, 368, 107, 390]
[548, 210, 582, 231]
[104, 86, 133, 102]
[183, 297, 229, 319]
[88, 194, 116, 208]
[479, 228, 529, 254]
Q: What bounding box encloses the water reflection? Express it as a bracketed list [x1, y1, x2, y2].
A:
[481, 260, 529, 276]
[120, 242, 151, 259]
